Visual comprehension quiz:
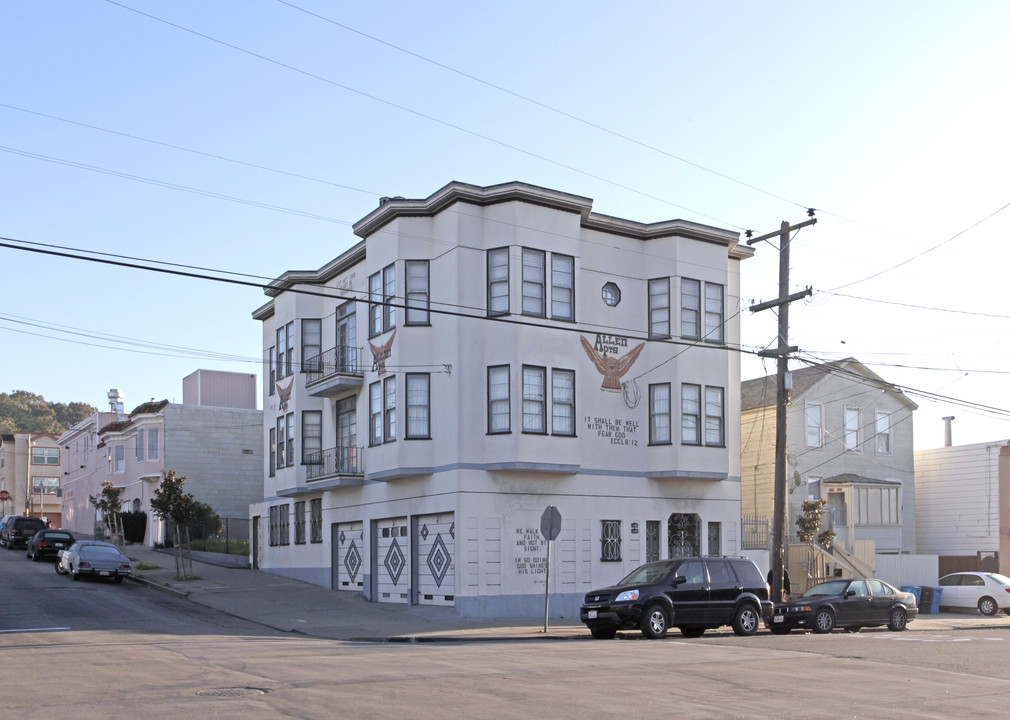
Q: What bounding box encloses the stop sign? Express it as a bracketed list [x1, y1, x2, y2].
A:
[0, 490, 10, 501]
[540, 505, 562, 541]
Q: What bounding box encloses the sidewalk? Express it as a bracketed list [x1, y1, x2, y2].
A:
[123, 544, 1010, 642]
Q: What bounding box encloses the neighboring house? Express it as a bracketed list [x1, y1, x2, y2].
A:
[741, 358, 918, 563]
[915, 439, 1010, 576]
[60, 371, 262, 546]
[250, 180, 753, 617]
[0, 431, 64, 526]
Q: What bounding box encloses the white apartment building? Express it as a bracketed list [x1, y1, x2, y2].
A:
[251, 181, 752, 617]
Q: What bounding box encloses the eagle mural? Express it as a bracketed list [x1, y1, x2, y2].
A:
[581, 336, 645, 392]
[276, 378, 294, 411]
[369, 328, 396, 377]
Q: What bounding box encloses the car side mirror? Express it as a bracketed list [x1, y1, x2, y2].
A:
[845, 590, 856, 598]
[672, 575, 687, 587]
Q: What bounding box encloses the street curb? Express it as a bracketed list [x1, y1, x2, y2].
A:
[127, 574, 190, 599]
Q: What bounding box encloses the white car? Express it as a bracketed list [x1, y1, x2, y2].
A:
[937, 572, 1010, 616]
[55, 540, 132, 583]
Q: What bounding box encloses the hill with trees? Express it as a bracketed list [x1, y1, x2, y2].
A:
[0, 390, 97, 434]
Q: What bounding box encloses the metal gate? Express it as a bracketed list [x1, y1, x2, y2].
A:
[333, 521, 364, 592]
[668, 513, 700, 558]
[375, 516, 409, 603]
[415, 512, 455, 606]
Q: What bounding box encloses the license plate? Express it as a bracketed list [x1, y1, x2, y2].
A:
[54, 543, 64, 548]
[773, 615, 784, 623]
[588, 610, 598, 619]
[99, 571, 110, 576]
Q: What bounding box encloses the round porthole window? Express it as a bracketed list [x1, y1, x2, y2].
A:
[602, 282, 621, 307]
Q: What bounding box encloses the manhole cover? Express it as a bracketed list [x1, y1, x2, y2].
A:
[197, 688, 268, 698]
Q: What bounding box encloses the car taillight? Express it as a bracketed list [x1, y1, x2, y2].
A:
[120, 564, 130, 570]
[79, 561, 90, 568]
[38, 541, 48, 548]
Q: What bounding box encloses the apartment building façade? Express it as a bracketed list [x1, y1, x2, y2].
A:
[251, 181, 753, 617]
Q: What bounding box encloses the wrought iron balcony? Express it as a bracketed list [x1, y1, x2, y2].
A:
[305, 446, 364, 482]
[303, 346, 364, 397]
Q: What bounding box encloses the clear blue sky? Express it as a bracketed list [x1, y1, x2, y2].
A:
[3, 1, 1008, 449]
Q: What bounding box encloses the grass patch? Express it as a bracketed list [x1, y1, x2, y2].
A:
[132, 561, 161, 570]
[172, 575, 203, 582]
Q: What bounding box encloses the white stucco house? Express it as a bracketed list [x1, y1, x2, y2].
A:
[250, 180, 752, 617]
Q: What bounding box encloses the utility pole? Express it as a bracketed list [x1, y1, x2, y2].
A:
[748, 215, 816, 601]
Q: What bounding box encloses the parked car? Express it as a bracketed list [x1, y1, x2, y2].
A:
[768, 578, 918, 634]
[2, 516, 47, 549]
[580, 556, 772, 639]
[55, 541, 132, 583]
[938, 572, 1010, 616]
[0, 516, 15, 547]
[25, 528, 76, 561]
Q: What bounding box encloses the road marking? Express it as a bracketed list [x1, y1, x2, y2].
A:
[850, 633, 1003, 643]
[0, 627, 71, 634]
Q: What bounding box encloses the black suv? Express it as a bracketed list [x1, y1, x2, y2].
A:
[580, 556, 772, 639]
[3, 517, 47, 549]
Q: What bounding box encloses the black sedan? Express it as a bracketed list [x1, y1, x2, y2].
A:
[768, 578, 918, 634]
[26, 529, 76, 561]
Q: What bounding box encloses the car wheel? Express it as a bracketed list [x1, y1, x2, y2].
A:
[32, 549, 40, 562]
[845, 626, 863, 633]
[640, 604, 669, 639]
[813, 608, 835, 634]
[887, 608, 907, 632]
[769, 624, 791, 635]
[55, 561, 67, 576]
[26, 548, 32, 559]
[589, 626, 616, 640]
[680, 627, 705, 638]
[732, 603, 760, 636]
[978, 597, 999, 616]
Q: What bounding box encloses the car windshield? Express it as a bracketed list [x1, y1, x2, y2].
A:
[619, 562, 677, 585]
[802, 580, 850, 597]
[986, 574, 1010, 585]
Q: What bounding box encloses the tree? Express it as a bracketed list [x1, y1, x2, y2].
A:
[150, 470, 199, 578]
[0, 390, 97, 434]
[88, 480, 123, 543]
[796, 498, 837, 587]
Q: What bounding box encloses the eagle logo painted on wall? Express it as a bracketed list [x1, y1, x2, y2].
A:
[276, 378, 293, 411]
[581, 335, 645, 392]
[369, 328, 396, 377]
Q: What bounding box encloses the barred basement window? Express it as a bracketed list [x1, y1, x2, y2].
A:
[294, 501, 306, 545]
[309, 498, 322, 543]
[601, 520, 622, 561]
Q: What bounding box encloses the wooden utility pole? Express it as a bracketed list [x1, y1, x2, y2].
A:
[748, 216, 816, 600]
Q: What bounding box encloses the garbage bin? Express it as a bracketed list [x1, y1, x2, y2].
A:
[927, 587, 943, 614]
[901, 585, 922, 607]
[919, 585, 934, 613]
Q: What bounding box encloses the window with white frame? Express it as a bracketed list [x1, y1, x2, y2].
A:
[704, 282, 725, 342]
[302, 410, 322, 464]
[807, 475, 822, 500]
[855, 486, 899, 525]
[601, 520, 622, 561]
[369, 377, 396, 445]
[309, 498, 322, 543]
[136, 429, 145, 461]
[275, 413, 294, 468]
[648, 278, 670, 338]
[522, 365, 547, 433]
[268, 346, 276, 394]
[680, 384, 725, 446]
[681, 279, 725, 342]
[336, 301, 357, 373]
[844, 407, 861, 449]
[681, 278, 700, 338]
[31, 447, 60, 465]
[405, 260, 430, 325]
[369, 263, 395, 337]
[487, 247, 509, 316]
[294, 501, 306, 544]
[522, 248, 546, 317]
[805, 403, 823, 447]
[487, 365, 510, 434]
[32, 477, 59, 495]
[705, 386, 725, 446]
[649, 383, 672, 444]
[276, 321, 294, 379]
[147, 428, 158, 461]
[551, 254, 574, 321]
[551, 369, 575, 436]
[110, 444, 125, 474]
[301, 319, 321, 372]
[875, 411, 892, 454]
[681, 383, 701, 445]
[405, 373, 430, 439]
[268, 427, 276, 477]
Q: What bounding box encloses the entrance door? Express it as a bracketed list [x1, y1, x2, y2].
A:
[668, 513, 700, 558]
[374, 517, 409, 603]
[415, 512, 455, 606]
[333, 521, 364, 592]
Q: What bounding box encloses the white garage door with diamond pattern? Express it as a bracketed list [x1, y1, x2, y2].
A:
[376, 517, 409, 604]
[417, 512, 455, 606]
[334, 521, 364, 592]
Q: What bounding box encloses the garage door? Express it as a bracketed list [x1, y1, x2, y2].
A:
[333, 521, 364, 592]
[375, 516, 409, 604]
[416, 512, 455, 606]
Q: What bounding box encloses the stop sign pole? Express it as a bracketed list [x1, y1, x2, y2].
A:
[540, 505, 562, 632]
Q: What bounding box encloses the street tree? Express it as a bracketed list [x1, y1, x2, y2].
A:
[150, 469, 199, 579]
[88, 480, 124, 545]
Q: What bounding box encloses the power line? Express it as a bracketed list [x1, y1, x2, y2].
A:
[103, 0, 746, 231]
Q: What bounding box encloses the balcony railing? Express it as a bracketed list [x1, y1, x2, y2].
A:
[303, 346, 365, 397]
[305, 446, 364, 481]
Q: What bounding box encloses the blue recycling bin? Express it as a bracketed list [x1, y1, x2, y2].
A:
[927, 587, 943, 614]
[916, 586, 943, 613]
[901, 585, 922, 607]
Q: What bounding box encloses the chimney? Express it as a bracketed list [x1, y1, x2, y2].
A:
[942, 416, 955, 447]
[108, 389, 125, 421]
